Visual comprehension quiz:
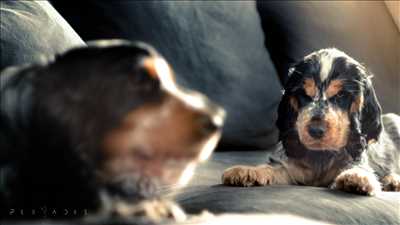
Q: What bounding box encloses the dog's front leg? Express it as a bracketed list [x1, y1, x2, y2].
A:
[331, 166, 381, 196]
[110, 199, 187, 222]
[221, 163, 292, 187]
[95, 194, 187, 223]
[331, 156, 381, 196]
[330, 113, 381, 196]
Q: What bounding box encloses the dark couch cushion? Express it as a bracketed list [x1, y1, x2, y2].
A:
[52, 1, 282, 149]
[0, 0, 84, 70]
[2, 151, 399, 224]
[257, 1, 400, 114]
[176, 185, 400, 225]
[172, 151, 400, 225]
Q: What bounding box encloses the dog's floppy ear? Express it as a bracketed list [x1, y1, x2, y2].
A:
[1, 65, 39, 157]
[1, 65, 37, 128]
[358, 70, 383, 143]
[276, 92, 298, 134]
[276, 67, 299, 136]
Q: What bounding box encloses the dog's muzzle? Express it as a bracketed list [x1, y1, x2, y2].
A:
[307, 123, 326, 139]
[307, 101, 329, 139]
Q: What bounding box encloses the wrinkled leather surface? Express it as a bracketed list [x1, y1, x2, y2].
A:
[0, 1, 84, 69]
[1, 1, 399, 224]
[173, 150, 400, 225]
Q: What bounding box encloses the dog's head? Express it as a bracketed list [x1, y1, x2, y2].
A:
[20, 40, 225, 203]
[277, 48, 382, 158]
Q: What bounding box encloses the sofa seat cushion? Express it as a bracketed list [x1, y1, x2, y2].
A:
[172, 150, 400, 225]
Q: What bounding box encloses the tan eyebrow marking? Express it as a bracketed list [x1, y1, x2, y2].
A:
[303, 78, 317, 98]
[326, 79, 343, 98]
[141, 57, 159, 79]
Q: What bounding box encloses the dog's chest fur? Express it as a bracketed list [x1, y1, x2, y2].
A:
[282, 150, 353, 187]
[282, 114, 400, 187]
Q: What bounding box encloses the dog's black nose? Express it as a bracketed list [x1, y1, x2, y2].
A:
[198, 102, 225, 133]
[308, 124, 326, 139]
[200, 115, 219, 132]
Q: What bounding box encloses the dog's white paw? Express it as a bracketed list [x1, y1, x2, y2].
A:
[381, 174, 400, 192]
[331, 168, 381, 196]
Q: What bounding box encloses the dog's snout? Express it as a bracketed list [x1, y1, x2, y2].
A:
[307, 123, 326, 139]
[311, 114, 323, 121]
[199, 114, 219, 132]
[311, 109, 324, 121]
[166, 82, 226, 131]
[182, 89, 226, 131]
[204, 101, 226, 129]
[198, 104, 225, 133]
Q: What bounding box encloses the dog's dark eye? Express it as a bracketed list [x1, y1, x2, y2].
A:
[336, 91, 348, 98]
[328, 91, 349, 105]
[297, 91, 312, 105]
[293, 89, 307, 98]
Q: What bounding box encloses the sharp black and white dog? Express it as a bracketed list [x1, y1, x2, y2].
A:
[223, 48, 400, 196]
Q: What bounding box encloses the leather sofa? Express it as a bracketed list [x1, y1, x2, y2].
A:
[1, 1, 399, 224]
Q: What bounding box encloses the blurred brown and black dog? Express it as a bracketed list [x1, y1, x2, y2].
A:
[0, 40, 225, 221]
